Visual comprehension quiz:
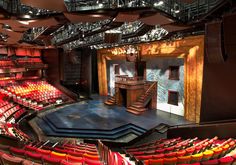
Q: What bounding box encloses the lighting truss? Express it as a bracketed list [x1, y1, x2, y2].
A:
[62, 26, 168, 50]
[51, 19, 111, 45]
[64, 0, 224, 22]
[21, 27, 47, 42]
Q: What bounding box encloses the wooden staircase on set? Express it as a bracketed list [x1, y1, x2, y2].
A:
[104, 96, 116, 106]
[127, 82, 157, 115]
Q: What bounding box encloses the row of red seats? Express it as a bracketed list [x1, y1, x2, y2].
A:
[0, 93, 29, 140]
[16, 58, 42, 64]
[1, 80, 70, 111]
[1, 105, 22, 121]
[0, 58, 44, 69]
[0, 141, 102, 165]
[13, 108, 27, 122]
[124, 137, 236, 165]
[0, 60, 15, 68]
[0, 151, 41, 165]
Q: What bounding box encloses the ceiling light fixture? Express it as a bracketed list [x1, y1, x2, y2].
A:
[174, 3, 180, 13]
[98, 3, 104, 7]
[18, 20, 36, 25]
[154, 1, 164, 7]
[20, 14, 32, 19]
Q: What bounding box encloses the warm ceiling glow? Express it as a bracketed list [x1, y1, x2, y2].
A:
[90, 14, 104, 18]
[18, 20, 37, 25]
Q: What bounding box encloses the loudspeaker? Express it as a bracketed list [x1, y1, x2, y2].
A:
[205, 21, 226, 63]
[104, 31, 121, 43]
[223, 13, 236, 57]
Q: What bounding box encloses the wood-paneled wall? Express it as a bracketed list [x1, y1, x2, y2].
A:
[97, 35, 204, 122]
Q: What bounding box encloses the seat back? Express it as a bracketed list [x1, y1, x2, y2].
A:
[1, 153, 22, 165]
[24, 151, 42, 163]
[42, 155, 61, 165]
[22, 160, 42, 165]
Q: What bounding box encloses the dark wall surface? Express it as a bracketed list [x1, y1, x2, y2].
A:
[42, 49, 61, 84]
[80, 48, 92, 97]
[200, 55, 236, 122]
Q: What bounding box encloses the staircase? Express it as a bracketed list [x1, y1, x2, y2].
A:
[155, 123, 170, 134]
[104, 96, 116, 106]
[127, 82, 157, 115]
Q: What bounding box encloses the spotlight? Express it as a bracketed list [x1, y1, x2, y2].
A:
[154, 1, 164, 7]
[28, 10, 33, 14]
[2, 24, 12, 31]
[98, 3, 104, 7]
[174, 3, 180, 13]
[20, 14, 32, 19]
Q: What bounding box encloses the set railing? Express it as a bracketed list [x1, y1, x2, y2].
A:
[115, 75, 145, 84]
[141, 81, 157, 105]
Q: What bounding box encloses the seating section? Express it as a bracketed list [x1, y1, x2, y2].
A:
[124, 136, 236, 165]
[0, 140, 103, 165]
[16, 58, 44, 68]
[0, 59, 15, 68]
[0, 80, 70, 111]
[0, 58, 44, 69]
[0, 94, 29, 141]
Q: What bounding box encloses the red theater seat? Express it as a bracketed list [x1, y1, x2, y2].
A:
[177, 155, 191, 164]
[42, 155, 62, 165]
[149, 158, 164, 165]
[25, 145, 37, 152]
[9, 147, 26, 158]
[136, 155, 153, 160]
[84, 158, 102, 165]
[67, 154, 84, 163]
[177, 150, 186, 157]
[67, 150, 84, 157]
[36, 148, 51, 155]
[212, 148, 223, 159]
[1, 153, 23, 165]
[153, 154, 165, 159]
[165, 152, 177, 158]
[83, 153, 100, 160]
[50, 151, 67, 160]
[202, 150, 214, 161]
[24, 151, 42, 163]
[61, 160, 82, 165]
[185, 147, 195, 156]
[163, 157, 178, 165]
[219, 156, 234, 165]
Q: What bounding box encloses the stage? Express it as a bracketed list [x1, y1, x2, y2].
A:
[36, 95, 191, 142]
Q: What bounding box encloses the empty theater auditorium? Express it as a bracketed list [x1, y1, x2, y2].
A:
[0, 0, 235, 165]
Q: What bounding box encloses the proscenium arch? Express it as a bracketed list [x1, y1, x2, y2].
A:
[97, 35, 204, 123]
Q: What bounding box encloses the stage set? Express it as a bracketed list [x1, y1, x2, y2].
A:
[35, 35, 203, 142]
